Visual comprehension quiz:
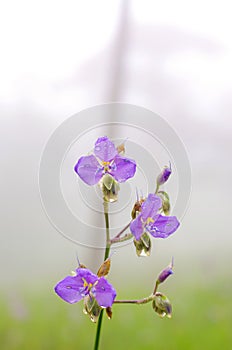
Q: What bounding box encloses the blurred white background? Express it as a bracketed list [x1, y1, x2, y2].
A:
[1, 0, 231, 289]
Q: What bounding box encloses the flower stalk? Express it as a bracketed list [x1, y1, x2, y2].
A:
[94, 200, 111, 350]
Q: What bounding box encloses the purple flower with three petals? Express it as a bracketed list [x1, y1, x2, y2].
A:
[54, 268, 116, 308]
[74, 136, 136, 186]
[130, 194, 180, 241]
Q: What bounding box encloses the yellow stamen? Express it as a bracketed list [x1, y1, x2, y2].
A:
[147, 217, 154, 224]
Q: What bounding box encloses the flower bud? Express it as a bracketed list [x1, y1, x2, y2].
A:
[152, 292, 172, 318]
[83, 296, 102, 323]
[133, 232, 151, 257]
[106, 307, 113, 319]
[156, 164, 172, 187]
[101, 174, 120, 202]
[131, 201, 142, 219]
[157, 258, 174, 284]
[157, 190, 170, 215]
[116, 143, 125, 154]
[97, 258, 111, 277]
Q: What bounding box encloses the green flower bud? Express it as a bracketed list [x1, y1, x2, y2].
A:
[83, 296, 102, 323]
[133, 232, 151, 257]
[152, 292, 172, 318]
[157, 191, 170, 215]
[101, 174, 120, 202]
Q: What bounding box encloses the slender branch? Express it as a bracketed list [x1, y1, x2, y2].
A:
[112, 222, 131, 240]
[111, 233, 133, 244]
[153, 281, 159, 295]
[114, 295, 155, 305]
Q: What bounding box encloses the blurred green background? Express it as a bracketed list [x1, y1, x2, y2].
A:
[1, 276, 232, 350]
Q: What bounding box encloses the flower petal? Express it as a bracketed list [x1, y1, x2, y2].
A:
[94, 136, 118, 162]
[147, 214, 180, 238]
[91, 277, 117, 308]
[110, 155, 136, 182]
[76, 268, 98, 285]
[141, 194, 162, 220]
[130, 214, 144, 241]
[54, 275, 87, 304]
[74, 155, 103, 185]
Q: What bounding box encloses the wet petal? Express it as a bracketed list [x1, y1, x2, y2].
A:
[130, 214, 144, 241]
[74, 155, 103, 185]
[92, 277, 117, 308]
[110, 155, 136, 182]
[94, 136, 118, 162]
[147, 214, 180, 238]
[54, 275, 87, 304]
[141, 194, 162, 220]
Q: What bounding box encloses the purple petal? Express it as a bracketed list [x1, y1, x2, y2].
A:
[74, 155, 103, 185]
[130, 214, 144, 241]
[141, 194, 162, 220]
[147, 214, 180, 238]
[54, 275, 87, 304]
[158, 267, 173, 283]
[91, 277, 117, 308]
[157, 165, 172, 186]
[110, 155, 136, 182]
[76, 268, 98, 285]
[94, 136, 118, 162]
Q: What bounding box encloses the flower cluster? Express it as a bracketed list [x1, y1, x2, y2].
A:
[54, 136, 181, 347]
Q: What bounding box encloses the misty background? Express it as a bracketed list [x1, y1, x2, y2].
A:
[1, 0, 231, 298]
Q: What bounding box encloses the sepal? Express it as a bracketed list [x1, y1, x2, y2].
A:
[152, 292, 172, 318]
[133, 232, 151, 257]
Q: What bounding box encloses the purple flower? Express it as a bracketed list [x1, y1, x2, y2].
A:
[54, 268, 116, 308]
[156, 164, 172, 186]
[130, 194, 180, 241]
[74, 136, 136, 185]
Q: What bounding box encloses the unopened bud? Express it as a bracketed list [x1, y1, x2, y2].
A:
[152, 292, 172, 318]
[156, 164, 172, 187]
[83, 296, 102, 323]
[133, 232, 151, 257]
[157, 258, 174, 284]
[116, 143, 125, 154]
[101, 174, 120, 203]
[131, 201, 142, 219]
[106, 307, 113, 319]
[97, 258, 111, 277]
[157, 191, 170, 215]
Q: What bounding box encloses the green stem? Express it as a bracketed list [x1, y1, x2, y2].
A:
[103, 201, 110, 260]
[94, 201, 111, 350]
